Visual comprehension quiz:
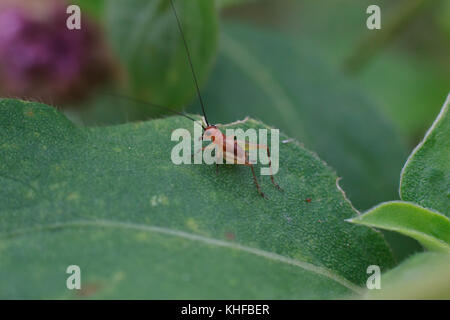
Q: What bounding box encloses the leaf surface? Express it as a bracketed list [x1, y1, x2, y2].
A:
[0, 99, 395, 299]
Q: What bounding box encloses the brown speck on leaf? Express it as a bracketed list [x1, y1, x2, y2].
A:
[306, 198, 312, 203]
[75, 283, 101, 298]
[225, 232, 235, 241]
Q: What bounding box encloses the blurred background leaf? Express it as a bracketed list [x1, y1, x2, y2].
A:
[436, 0, 450, 38]
[364, 252, 450, 299]
[222, 0, 450, 145]
[103, 0, 218, 119]
[216, 0, 260, 9]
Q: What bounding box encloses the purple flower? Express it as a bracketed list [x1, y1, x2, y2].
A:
[0, 2, 112, 105]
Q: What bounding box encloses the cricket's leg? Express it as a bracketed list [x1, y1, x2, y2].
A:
[191, 144, 214, 159]
[215, 148, 222, 175]
[244, 143, 282, 191]
[264, 146, 282, 191]
[248, 163, 267, 199]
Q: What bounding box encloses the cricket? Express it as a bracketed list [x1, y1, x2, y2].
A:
[170, 0, 282, 199]
[108, 0, 282, 199]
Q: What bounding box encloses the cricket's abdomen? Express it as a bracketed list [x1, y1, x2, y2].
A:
[221, 137, 247, 165]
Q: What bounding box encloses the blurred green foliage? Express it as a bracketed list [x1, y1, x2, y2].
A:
[73, 0, 105, 19]
[105, 0, 218, 117]
[364, 252, 450, 299]
[216, 0, 260, 9]
[223, 0, 449, 144]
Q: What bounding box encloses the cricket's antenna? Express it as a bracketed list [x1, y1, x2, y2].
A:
[100, 92, 205, 129]
[169, 0, 209, 126]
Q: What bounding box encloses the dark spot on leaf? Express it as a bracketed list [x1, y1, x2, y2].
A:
[75, 283, 101, 298]
[225, 232, 235, 241]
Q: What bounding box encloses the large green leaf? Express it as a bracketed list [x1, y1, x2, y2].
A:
[0, 99, 395, 299]
[105, 0, 218, 115]
[348, 201, 450, 253]
[191, 23, 408, 210]
[364, 252, 450, 300]
[400, 94, 450, 216]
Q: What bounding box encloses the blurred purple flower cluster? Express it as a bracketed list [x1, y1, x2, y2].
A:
[0, 1, 112, 106]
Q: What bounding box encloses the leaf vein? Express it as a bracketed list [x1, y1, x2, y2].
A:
[1, 219, 363, 294]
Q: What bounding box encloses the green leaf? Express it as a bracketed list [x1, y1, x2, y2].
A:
[216, 0, 260, 8]
[400, 95, 450, 216]
[258, 0, 449, 141]
[192, 24, 408, 210]
[364, 252, 450, 300]
[0, 99, 395, 299]
[105, 0, 218, 113]
[348, 201, 450, 253]
[356, 53, 449, 139]
[436, 0, 450, 39]
[72, 0, 105, 20]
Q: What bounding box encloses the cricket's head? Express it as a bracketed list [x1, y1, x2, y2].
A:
[201, 116, 221, 142]
[203, 125, 222, 143]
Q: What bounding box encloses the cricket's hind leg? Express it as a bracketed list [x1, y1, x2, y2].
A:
[248, 163, 267, 199]
[247, 144, 283, 191]
[264, 146, 283, 191]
